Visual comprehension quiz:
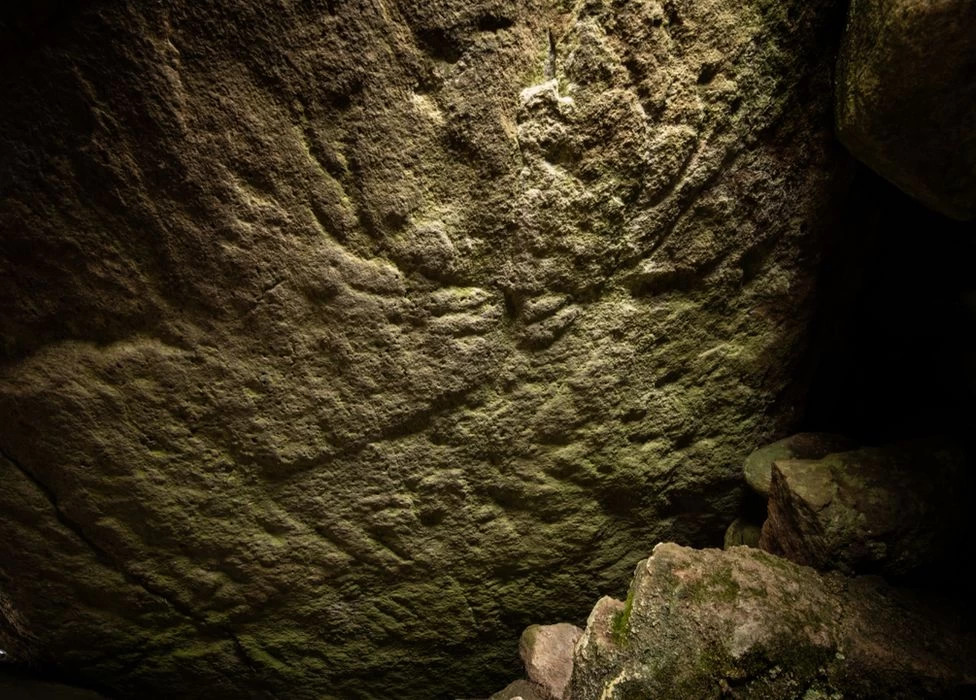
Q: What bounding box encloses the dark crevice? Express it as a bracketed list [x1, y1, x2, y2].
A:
[415, 27, 463, 64]
[738, 232, 783, 285]
[476, 14, 514, 32]
[654, 367, 685, 388]
[696, 62, 720, 85]
[800, 168, 976, 446]
[501, 289, 519, 321]
[627, 266, 699, 299]
[662, 0, 683, 28]
[324, 78, 363, 111]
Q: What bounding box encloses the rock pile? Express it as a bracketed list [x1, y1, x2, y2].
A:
[494, 435, 974, 698]
[570, 544, 976, 699]
[743, 433, 856, 498]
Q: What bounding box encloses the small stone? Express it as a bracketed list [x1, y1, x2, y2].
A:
[723, 518, 762, 549]
[519, 623, 583, 700]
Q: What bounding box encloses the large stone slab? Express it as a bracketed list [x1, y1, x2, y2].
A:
[743, 432, 856, 497]
[835, 0, 976, 220]
[0, 0, 849, 697]
[572, 543, 976, 699]
[759, 441, 968, 577]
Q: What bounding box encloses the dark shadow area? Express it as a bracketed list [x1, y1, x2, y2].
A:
[804, 167, 976, 445]
[0, 666, 111, 700]
[801, 165, 976, 596]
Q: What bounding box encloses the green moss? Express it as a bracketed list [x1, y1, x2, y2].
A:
[611, 584, 635, 644]
[682, 564, 740, 604]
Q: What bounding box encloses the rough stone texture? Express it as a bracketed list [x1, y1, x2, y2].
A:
[518, 623, 581, 700]
[722, 518, 761, 549]
[571, 543, 976, 699]
[743, 432, 856, 497]
[759, 442, 967, 577]
[0, 0, 848, 697]
[835, 0, 976, 221]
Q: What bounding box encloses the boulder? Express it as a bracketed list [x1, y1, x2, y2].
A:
[571, 543, 976, 699]
[835, 0, 976, 220]
[743, 433, 857, 497]
[518, 623, 581, 700]
[759, 442, 967, 576]
[0, 0, 851, 696]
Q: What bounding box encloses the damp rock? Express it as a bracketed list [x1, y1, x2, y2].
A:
[0, 0, 853, 696]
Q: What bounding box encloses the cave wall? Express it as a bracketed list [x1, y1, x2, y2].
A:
[0, 0, 849, 697]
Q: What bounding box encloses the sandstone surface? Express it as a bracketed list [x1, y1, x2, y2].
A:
[0, 0, 848, 696]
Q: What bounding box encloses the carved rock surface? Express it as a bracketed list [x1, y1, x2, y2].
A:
[835, 0, 976, 220]
[759, 442, 967, 577]
[572, 543, 976, 699]
[0, 0, 847, 697]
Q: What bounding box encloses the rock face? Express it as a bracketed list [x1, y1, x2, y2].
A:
[572, 543, 976, 699]
[835, 0, 976, 220]
[759, 442, 967, 577]
[0, 0, 848, 697]
[743, 432, 856, 497]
